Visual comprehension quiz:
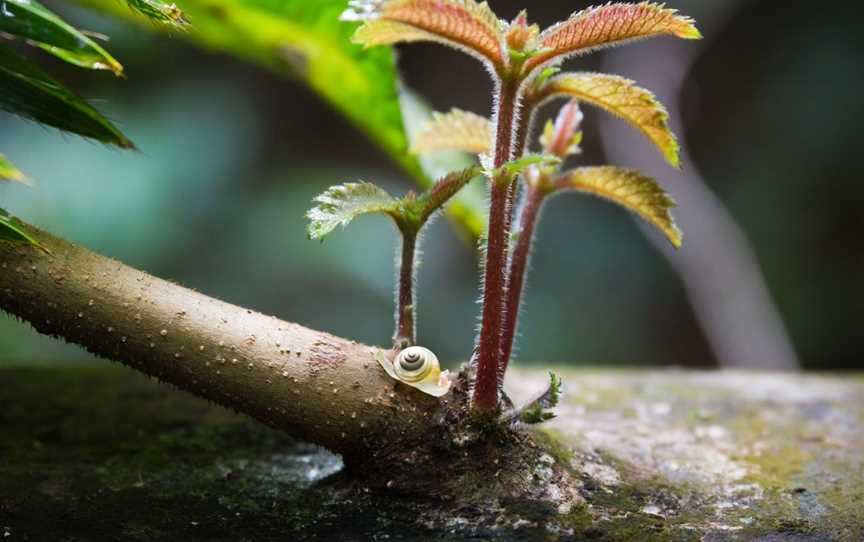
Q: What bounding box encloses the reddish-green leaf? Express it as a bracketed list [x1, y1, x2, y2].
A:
[531, 72, 680, 168]
[344, 0, 505, 68]
[556, 166, 682, 247]
[524, 2, 700, 74]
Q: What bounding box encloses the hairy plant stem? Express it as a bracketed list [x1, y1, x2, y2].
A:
[472, 78, 521, 412]
[394, 232, 417, 348]
[500, 185, 546, 376]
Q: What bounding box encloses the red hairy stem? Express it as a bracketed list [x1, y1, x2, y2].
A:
[472, 79, 521, 412]
[503, 101, 537, 233]
[499, 183, 546, 377]
[394, 233, 417, 348]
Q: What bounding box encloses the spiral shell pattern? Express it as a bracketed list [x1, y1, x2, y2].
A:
[375, 346, 452, 397]
[394, 347, 436, 383]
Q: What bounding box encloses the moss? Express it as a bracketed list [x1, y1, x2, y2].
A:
[3, 365, 863, 541]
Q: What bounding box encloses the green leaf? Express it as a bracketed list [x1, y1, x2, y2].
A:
[306, 182, 400, 241]
[73, 0, 488, 236]
[0, 208, 44, 250]
[493, 154, 561, 178]
[0, 153, 29, 184]
[519, 372, 563, 425]
[0, 44, 134, 148]
[125, 0, 189, 27]
[556, 166, 682, 248]
[0, 0, 123, 75]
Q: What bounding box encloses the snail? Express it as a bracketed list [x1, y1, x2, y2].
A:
[375, 346, 452, 397]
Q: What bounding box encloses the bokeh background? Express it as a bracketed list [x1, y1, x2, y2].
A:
[1, 0, 861, 371]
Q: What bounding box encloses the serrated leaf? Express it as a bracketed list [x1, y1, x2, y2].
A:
[0, 208, 43, 250]
[524, 2, 700, 74]
[0, 44, 133, 147]
[534, 73, 680, 168]
[306, 182, 401, 240]
[411, 108, 491, 155]
[557, 166, 682, 247]
[0, 0, 123, 75]
[344, 0, 505, 68]
[0, 154, 29, 184]
[125, 0, 189, 27]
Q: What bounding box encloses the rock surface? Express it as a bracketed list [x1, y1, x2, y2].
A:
[1, 364, 861, 541]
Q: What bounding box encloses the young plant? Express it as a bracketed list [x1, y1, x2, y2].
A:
[307, 167, 482, 349]
[338, 0, 699, 414]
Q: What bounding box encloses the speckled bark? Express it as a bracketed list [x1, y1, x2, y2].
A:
[0, 224, 444, 462]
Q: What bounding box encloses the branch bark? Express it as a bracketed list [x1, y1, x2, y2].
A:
[0, 222, 444, 462]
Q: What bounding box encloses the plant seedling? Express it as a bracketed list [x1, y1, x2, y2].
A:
[308, 0, 699, 415]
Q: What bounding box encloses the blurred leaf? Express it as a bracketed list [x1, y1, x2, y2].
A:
[0, 153, 29, 184]
[0, 208, 44, 250]
[307, 182, 399, 241]
[74, 0, 488, 236]
[557, 166, 682, 248]
[495, 154, 560, 178]
[399, 88, 487, 237]
[344, 0, 505, 68]
[0, 0, 123, 75]
[531, 73, 680, 168]
[411, 108, 491, 155]
[524, 2, 700, 74]
[0, 44, 133, 147]
[125, 0, 189, 27]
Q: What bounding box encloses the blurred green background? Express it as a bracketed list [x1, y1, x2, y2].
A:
[1, 0, 861, 370]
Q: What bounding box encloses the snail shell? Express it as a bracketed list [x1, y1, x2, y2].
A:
[376, 346, 452, 397]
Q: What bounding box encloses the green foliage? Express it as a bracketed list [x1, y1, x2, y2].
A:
[0, 44, 133, 148]
[492, 154, 561, 179]
[73, 0, 489, 236]
[125, 0, 189, 27]
[519, 372, 563, 424]
[0, 209, 43, 250]
[306, 182, 401, 241]
[0, 0, 123, 75]
[307, 166, 483, 241]
[0, 154, 28, 184]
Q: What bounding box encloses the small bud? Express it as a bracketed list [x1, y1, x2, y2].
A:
[505, 10, 537, 52]
[540, 100, 584, 158]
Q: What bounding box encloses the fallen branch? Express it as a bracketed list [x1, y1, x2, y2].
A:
[0, 221, 444, 462]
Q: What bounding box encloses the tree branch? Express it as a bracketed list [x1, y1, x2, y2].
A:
[0, 221, 444, 462]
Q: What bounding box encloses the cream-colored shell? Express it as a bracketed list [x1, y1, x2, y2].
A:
[376, 346, 452, 397]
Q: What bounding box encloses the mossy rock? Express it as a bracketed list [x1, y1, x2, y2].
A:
[1, 365, 861, 541]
